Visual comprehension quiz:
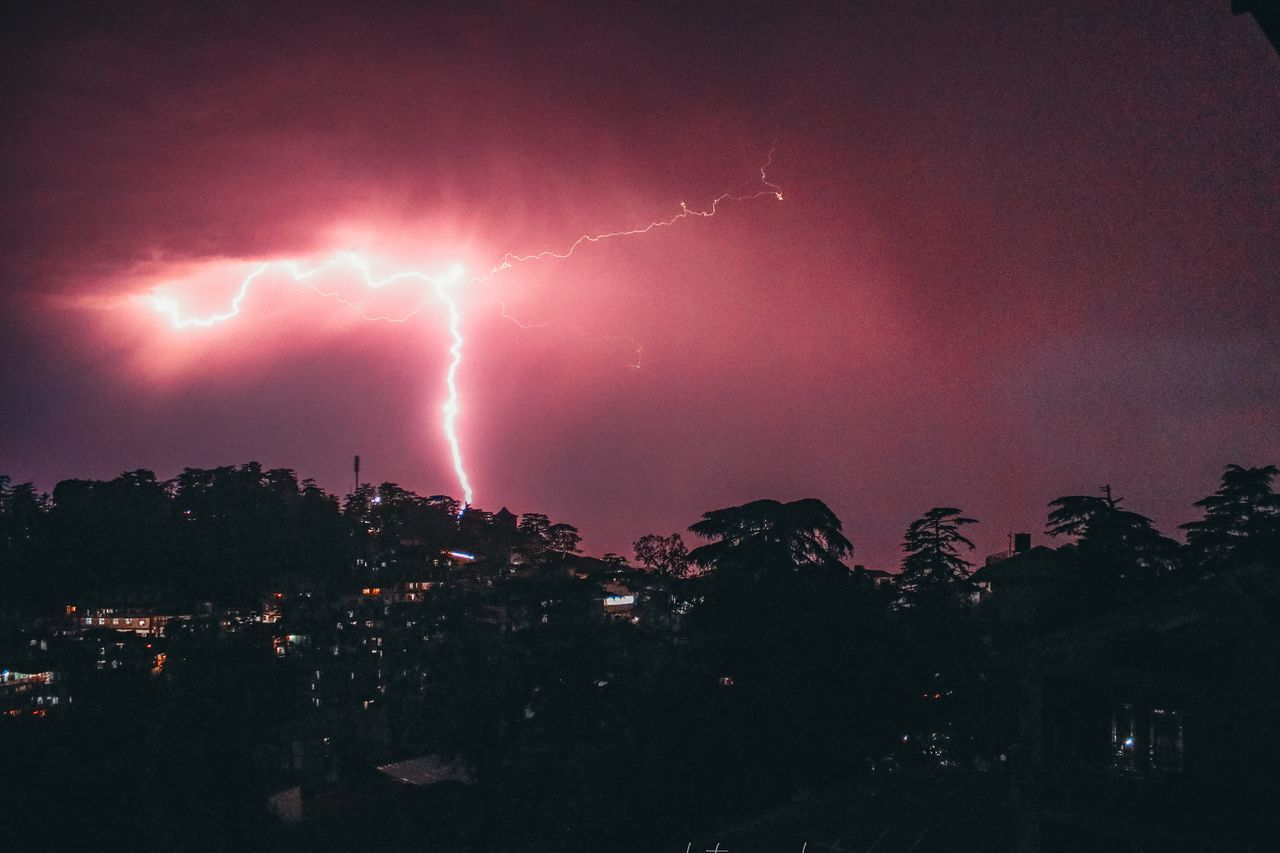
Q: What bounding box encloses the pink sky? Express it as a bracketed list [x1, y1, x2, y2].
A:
[2, 2, 1278, 568]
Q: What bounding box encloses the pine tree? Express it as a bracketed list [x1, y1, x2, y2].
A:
[688, 498, 852, 576]
[1182, 464, 1280, 574]
[898, 507, 977, 606]
[1046, 487, 1179, 581]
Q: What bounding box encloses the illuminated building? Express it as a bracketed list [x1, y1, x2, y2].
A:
[600, 580, 638, 619]
[1, 669, 68, 717]
[77, 609, 178, 637]
[852, 565, 895, 588]
[970, 544, 1075, 626]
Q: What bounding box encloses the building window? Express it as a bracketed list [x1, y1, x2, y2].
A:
[1111, 703, 1139, 772]
[1149, 709, 1184, 772]
[1111, 702, 1183, 774]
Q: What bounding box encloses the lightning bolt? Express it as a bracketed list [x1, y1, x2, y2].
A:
[433, 264, 473, 506]
[138, 154, 783, 506]
[477, 154, 783, 281]
[146, 264, 270, 328]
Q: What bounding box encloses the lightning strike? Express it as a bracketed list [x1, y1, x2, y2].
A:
[146, 263, 271, 329]
[138, 156, 783, 505]
[478, 158, 784, 281]
[432, 264, 474, 507]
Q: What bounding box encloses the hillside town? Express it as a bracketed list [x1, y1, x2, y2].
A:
[3, 463, 1278, 850]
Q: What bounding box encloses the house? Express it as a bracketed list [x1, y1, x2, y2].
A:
[971, 546, 1079, 627]
[852, 565, 895, 588]
[345, 580, 437, 606]
[600, 579, 638, 619]
[1004, 564, 1280, 850]
[76, 609, 184, 637]
[376, 754, 474, 787]
[0, 669, 68, 717]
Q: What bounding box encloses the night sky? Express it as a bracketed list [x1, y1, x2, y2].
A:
[2, 1, 1277, 569]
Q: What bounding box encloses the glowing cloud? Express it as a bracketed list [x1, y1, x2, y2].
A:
[137, 156, 783, 506]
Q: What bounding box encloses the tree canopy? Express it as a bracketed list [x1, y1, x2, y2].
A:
[632, 532, 690, 577]
[687, 498, 852, 576]
[897, 507, 978, 606]
[1046, 490, 1179, 581]
[1181, 464, 1280, 574]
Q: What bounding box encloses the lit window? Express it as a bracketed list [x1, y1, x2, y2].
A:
[1111, 703, 1139, 772]
[1112, 702, 1184, 774]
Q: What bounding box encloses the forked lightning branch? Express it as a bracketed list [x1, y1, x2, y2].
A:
[139, 157, 783, 508]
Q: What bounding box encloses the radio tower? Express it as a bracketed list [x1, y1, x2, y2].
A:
[353, 454, 361, 495]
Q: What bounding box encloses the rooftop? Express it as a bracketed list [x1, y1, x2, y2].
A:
[375, 755, 473, 787]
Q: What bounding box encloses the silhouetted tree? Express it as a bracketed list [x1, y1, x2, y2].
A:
[897, 507, 978, 607]
[345, 482, 459, 581]
[632, 532, 690, 576]
[293, 477, 348, 588]
[687, 498, 852, 576]
[0, 477, 48, 604]
[47, 470, 174, 600]
[509, 513, 582, 564]
[164, 462, 353, 600]
[547, 522, 582, 555]
[685, 499, 902, 805]
[1181, 464, 1280, 574]
[343, 482, 377, 519]
[515, 512, 552, 562]
[517, 512, 551, 541]
[0, 478, 45, 554]
[1047, 488, 1180, 581]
